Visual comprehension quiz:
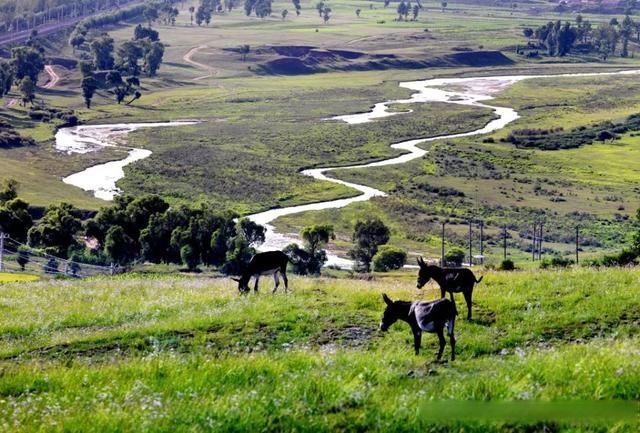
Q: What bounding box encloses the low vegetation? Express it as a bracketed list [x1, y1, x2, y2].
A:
[0, 268, 638, 431]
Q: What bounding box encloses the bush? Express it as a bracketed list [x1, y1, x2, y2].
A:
[498, 259, 515, 271]
[600, 249, 638, 267]
[372, 245, 407, 272]
[444, 247, 465, 266]
[284, 243, 327, 276]
[550, 256, 573, 268]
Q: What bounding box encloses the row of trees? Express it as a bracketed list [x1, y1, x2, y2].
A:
[523, 14, 639, 59]
[0, 0, 139, 33]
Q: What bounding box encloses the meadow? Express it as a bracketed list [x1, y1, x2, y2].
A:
[0, 267, 639, 432]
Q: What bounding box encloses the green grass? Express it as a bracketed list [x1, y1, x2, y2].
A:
[0, 268, 638, 432]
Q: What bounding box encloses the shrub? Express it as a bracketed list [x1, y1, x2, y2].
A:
[444, 247, 465, 266]
[498, 259, 515, 271]
[372, 245, 407, 272]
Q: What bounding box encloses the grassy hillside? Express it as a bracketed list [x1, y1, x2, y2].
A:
[0, 268, 638, 432]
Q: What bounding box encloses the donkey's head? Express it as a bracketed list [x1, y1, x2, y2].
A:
[231, 275, 251, 294]
[380, 293, 405, 332]
[416, 256, 435, 289]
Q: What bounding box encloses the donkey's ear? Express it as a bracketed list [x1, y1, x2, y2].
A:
[230, 277, 241, 282]
[417, 256, 426, 267]
[382, 293, 393, 306]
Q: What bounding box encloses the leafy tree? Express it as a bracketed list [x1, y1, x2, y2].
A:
[28, 202, 82, 258]
[349, 218, 390, 272]
[292, 0, 301, 15]
[134, 25, 159, 42]
[117, 40, 144, 76]
[0, 198, 33, 242]
[444, 247, 465, 266]
[16, 246, 30, 271]
[372, 245, 407, 272]
[90, 35, 115, 70]
[441, 1, 447, 12]
[143, 41, 165, 76]
[282, 9, 288, 20]
[286, 224, 334, 275]
[0, 60, 14, 97]
[523, 28, 534, 40]
[11, 46, 45, 82]
[301, 224, 334, 258]
[189, 6, 195, 25]
[356, 8, 361, 17]
[18, 77, 36, 107]
[81, 75, 98, 108]
[239, 44, 250, 61]
[143, 5, 159, 26]
[412, 4, 419, 20]
[181, 244, 200, 271]
[0, 178, 18, 203]
[105, 225, 138, 265]
[316, 1, 325, 16]
[323, 7, 331, 24]
[238, 218, 266, 245]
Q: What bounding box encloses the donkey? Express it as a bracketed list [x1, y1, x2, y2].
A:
[416, 256, 483, 320]
[379, 294, 457, 361]
[232, 251, 289, 294]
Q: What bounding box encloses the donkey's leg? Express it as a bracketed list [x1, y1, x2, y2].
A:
[447, 320, 456, 361]
[272, 271, 280, 294]
[440, 287, 446, 299]
[282, 267, 289, 293]
[463, 289, 473, 321]
[253, 276, 260, 293]
[436, 328, 446, 361]
[412, 329, 422, 355]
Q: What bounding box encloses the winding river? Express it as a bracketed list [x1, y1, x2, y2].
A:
[57, 69, 640, 267]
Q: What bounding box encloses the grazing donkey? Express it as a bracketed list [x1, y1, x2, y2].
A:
[379, 294, 457, 361]
[416, 256, 483, 320]
[232, 251, 289, 294]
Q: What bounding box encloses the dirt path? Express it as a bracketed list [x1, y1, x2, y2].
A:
[183, 45, 217, 81]
[43, 65, 60, 89]
[5, 64, 59, 108]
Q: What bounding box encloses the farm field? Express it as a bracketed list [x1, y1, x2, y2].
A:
[0, 268, 639, 431]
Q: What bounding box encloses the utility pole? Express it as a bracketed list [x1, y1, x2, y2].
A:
[0, 232, 6, 272]
[468, 219, 473, 267]
[575, 226, 579, 265]
[480, 220, 484, 265]
[538, 222, 544, 261]
[532, 222, 537, 261]
[441, 222, 446, 267]
[503, 225, 507, 260]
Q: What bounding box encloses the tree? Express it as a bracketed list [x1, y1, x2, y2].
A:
[239, 44, 250, 61]
[0, 198, 33, 242]
[523, 27, 534, 40]
[441, 1, 447, 12]
[27, 202, 82, 257]
[117, 40, 144, 76]
[301, 224, 335, 258]
[0, 178, 18, 203]
[11, 46, 45, 83]
[134, 25, 159, 42]
[349, 218, 390, 272]
[238, 218, 266, 245]
[292, 0, 301, 15]
[189, 6, 195, 25]
[0, 60, 14, 97]
[323, 7, 331, 24]
[181, 244, 200, 271]
[143, 5, 159, 26]
[44, 257, 59, 274]
[356, 8, 361, 17]
[81, 75, 98, 108]
[282, 9, 288, 20]
[143, 41, 165, 76]
[412, 4, 419, 20]
[444, 247, 465, 266]
[316, 1, 325, 16]
[105, 225, 138, 265]
[16, 246, 30, 271]
[18, 77, 36, 107]
[372, 245, 407, 272]
[90, 35, 115, 70]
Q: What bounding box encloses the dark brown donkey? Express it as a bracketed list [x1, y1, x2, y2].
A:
[232, 251, 289, 294]
[379, 294, 457, 361]
[416, 256, 483, 320]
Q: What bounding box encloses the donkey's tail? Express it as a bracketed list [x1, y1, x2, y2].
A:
[475, 275, 484, 284]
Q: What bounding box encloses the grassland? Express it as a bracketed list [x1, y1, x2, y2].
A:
[0, 272, 39, 283]
[0, 268, 638, 432]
